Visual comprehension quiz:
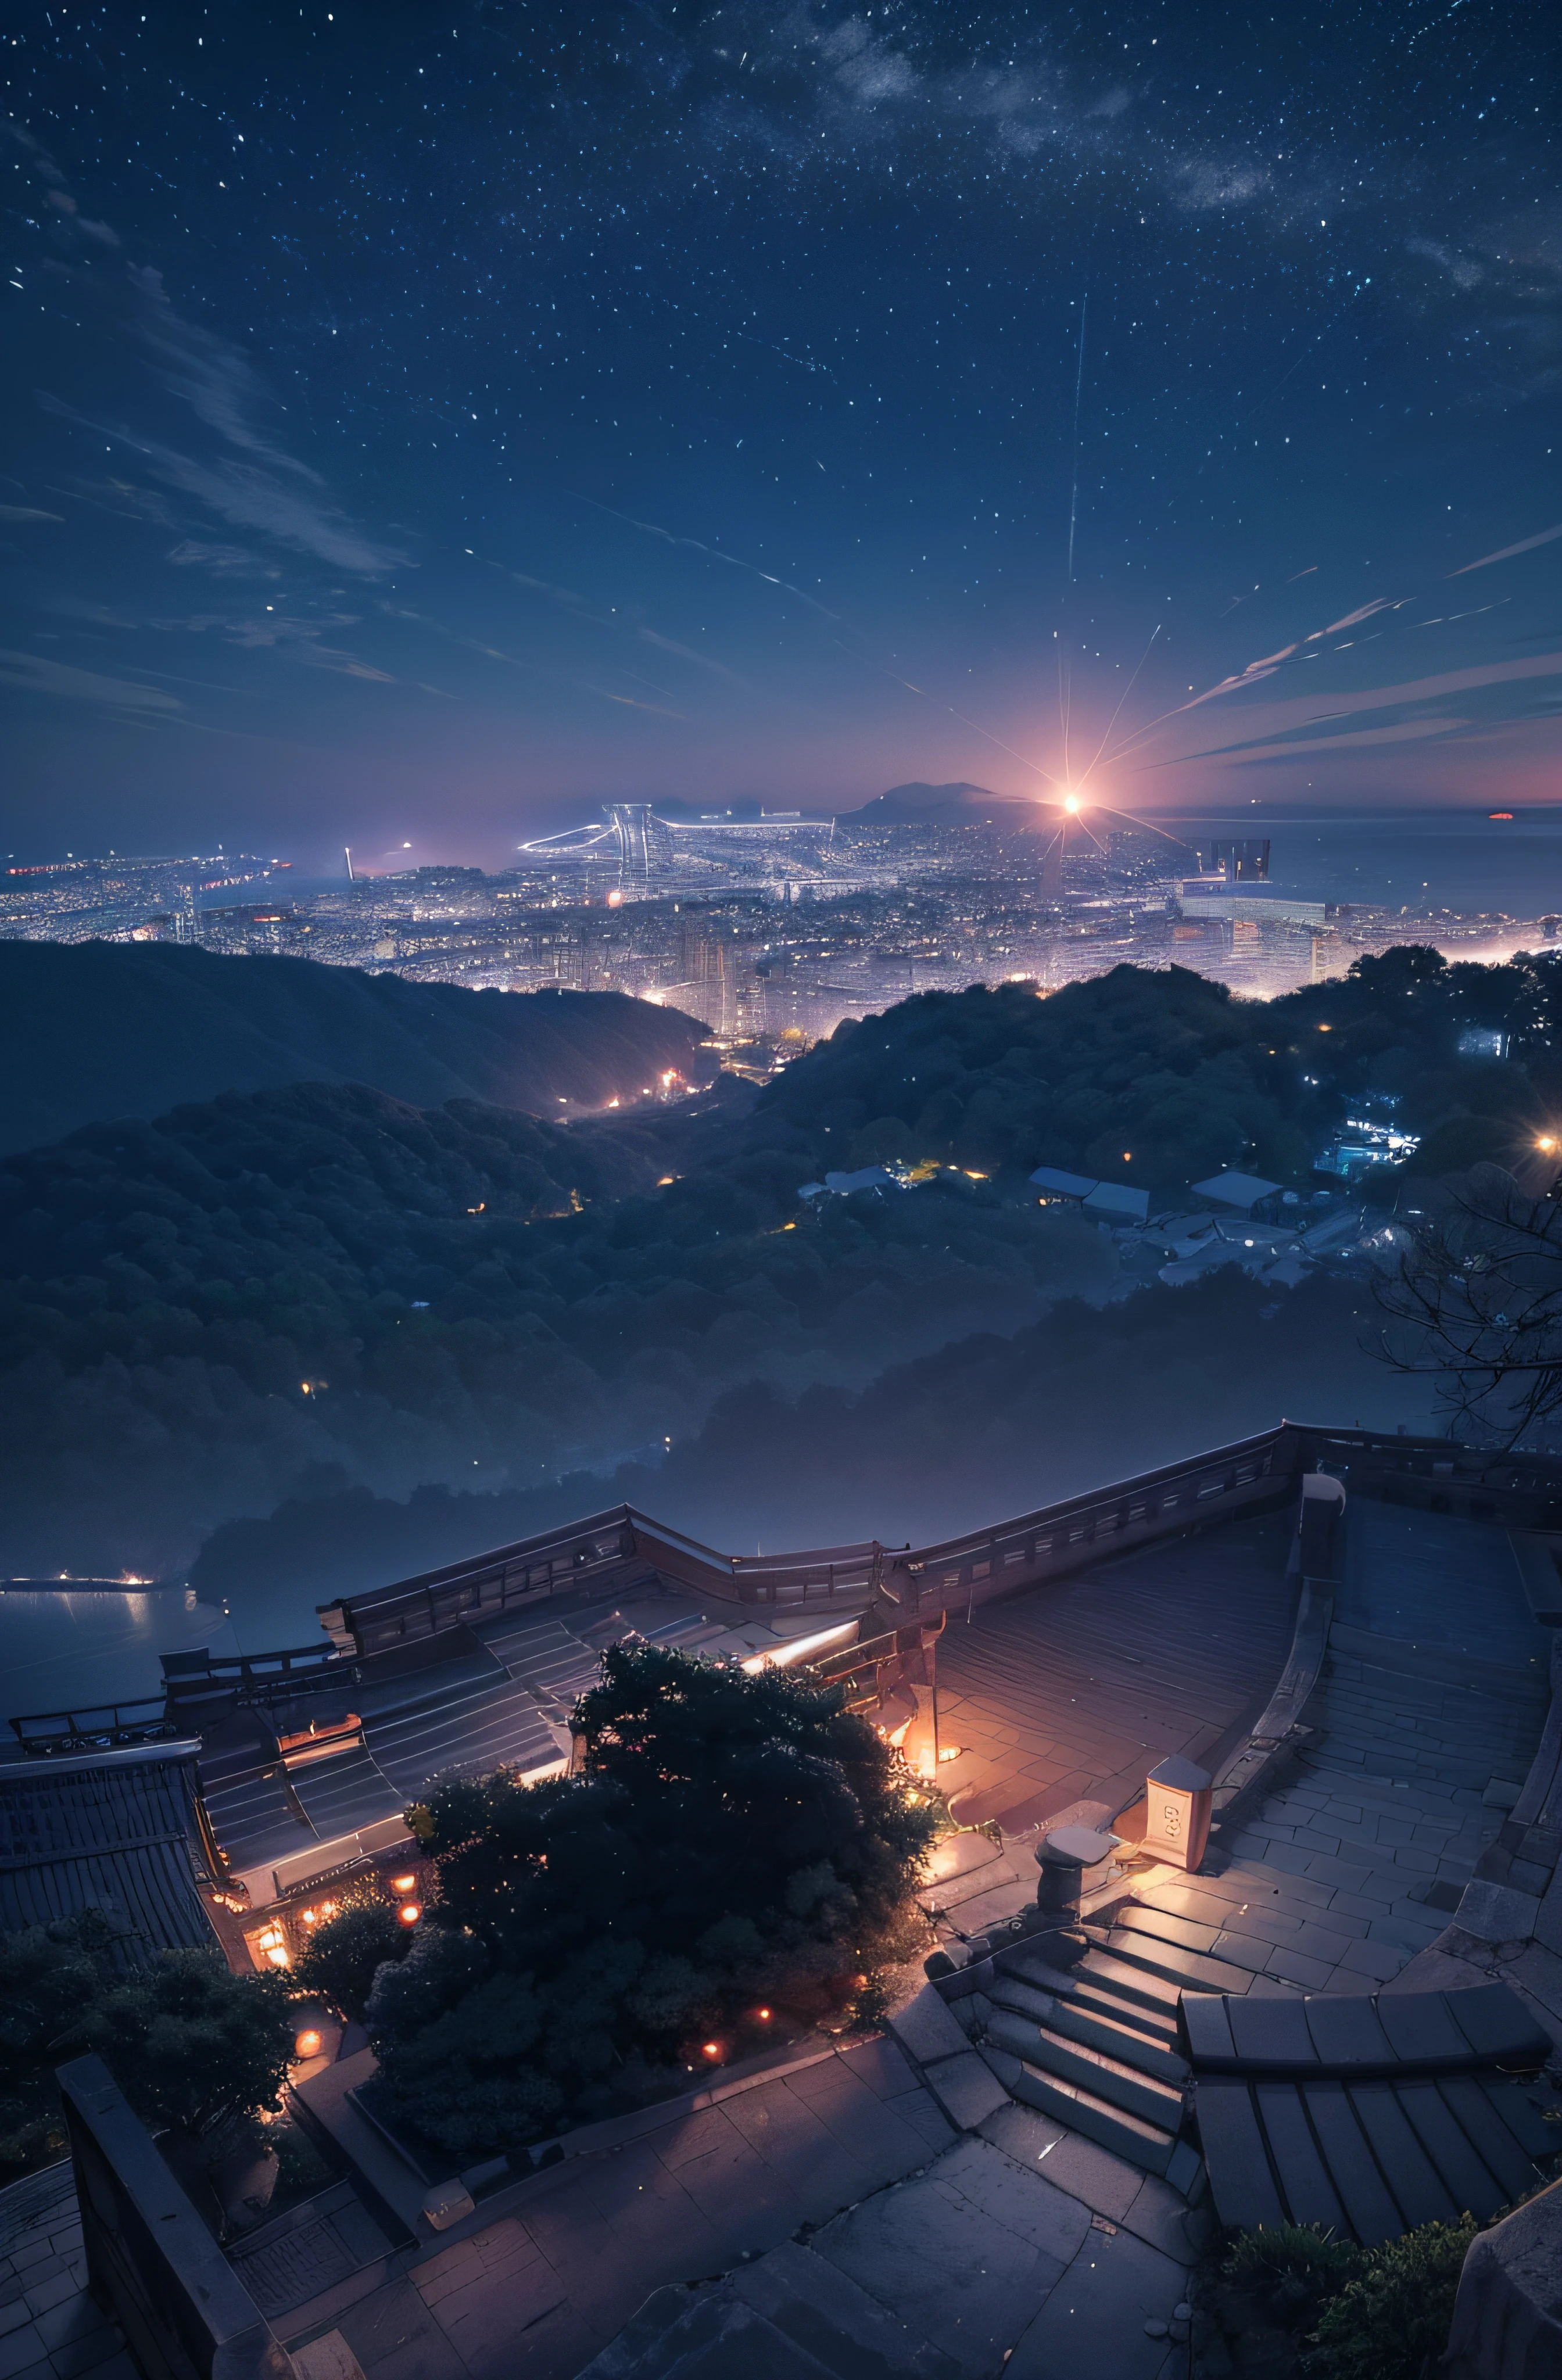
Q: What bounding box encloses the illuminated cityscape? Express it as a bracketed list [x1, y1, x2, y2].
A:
[4, 801, 1547, 1067]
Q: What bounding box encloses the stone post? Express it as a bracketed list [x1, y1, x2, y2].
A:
[1141, 1755, 1213, 1871]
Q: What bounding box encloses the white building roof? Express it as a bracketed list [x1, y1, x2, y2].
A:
[1188, 1170, 1284, 1211]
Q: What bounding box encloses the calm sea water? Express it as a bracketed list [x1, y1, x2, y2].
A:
[1170, 806, 1562, 919]
[0, 1586, 241, 1727]
[0, 1571, 334, 1729]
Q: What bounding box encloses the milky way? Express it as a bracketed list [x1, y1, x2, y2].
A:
[1, 2, 1557, 861]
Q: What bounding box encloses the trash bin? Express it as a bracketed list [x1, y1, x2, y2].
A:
[1034, 1824, 1120, 1917]
[1141, 1755, 1212, 1871]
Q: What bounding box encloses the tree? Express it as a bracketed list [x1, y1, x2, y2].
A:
[367, 1646, 938, 2155]
[1373, 1163, 1562, 1444]
[64, 1948, 296, 2141]
[293, 1896, 411, 2021]
[0, 1912, 123, 2175]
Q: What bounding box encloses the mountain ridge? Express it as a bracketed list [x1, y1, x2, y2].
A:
[0, 940, 717, 1154]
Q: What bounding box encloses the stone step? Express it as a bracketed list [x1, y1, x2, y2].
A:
[1115, 1903, 1223, 1959]
[1069, 1946, 1187, 2017]
[1044, 1996, 1191, 2085]
[986, 1974, 1065, 2028]
[1093, 1927, 1255, 1998]
[983, 2009, 1185, 2131]
[988, 1967, 1190, 2077]
[983, 2046, 1177, 2175]
[578, 2246, 958, 2379]
[1059, 1969, 1185, 2049]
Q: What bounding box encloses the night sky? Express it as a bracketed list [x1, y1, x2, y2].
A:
[2, 1, 1559, 868]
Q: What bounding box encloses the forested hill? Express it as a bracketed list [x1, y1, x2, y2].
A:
[757, 950, 1561, 1190]
[0, 940, 717, 1155]
[3, 944, 1555, 1592]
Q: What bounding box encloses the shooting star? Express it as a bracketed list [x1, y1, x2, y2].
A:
[567, 492, 840, 620]
[1066, 291, 1088, 586]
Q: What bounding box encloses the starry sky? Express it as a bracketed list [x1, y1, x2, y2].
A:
[2, 1, 1559, 869]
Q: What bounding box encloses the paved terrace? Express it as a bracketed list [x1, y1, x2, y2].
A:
[11, 1438, 1562, 2380]
[250, 1506, 1309, 2379]
[934, 1508, 1299, 1837]
[1176, 1503, 1555, 1995]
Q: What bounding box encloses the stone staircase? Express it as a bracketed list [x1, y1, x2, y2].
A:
[940, 1899, 1266, 2192]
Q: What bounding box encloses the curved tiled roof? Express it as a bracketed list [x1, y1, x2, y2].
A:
[0, 1744, 217, 1955]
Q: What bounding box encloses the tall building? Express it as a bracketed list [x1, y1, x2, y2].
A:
[1198, 838, 1271, 882]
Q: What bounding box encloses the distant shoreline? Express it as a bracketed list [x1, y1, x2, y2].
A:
[0, 1579, 174, 1594]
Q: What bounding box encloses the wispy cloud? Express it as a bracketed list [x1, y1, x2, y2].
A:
[0, 504, 64, 523]
[126, 264, 316, 476]
[0, 649, 182, 710]
[637, 626, 743, 681]
[9, 119, 405, 582]
[1135, 650, 1562, 772]
[166, 539, 284, 580]
[1449, 522, 1562, 576]
[38, 396, 405, 575]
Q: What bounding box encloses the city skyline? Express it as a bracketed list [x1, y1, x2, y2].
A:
[2, 2, 1558, 871]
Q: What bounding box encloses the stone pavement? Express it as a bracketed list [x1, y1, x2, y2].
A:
[296, 2038, 954, 2380]
[300, 1498, 1562, 2375]
[569, 2111, 1199, 2379]
[292, 2031, 1202, 2380]
[936, 1510, 1298, 1835]
[0, 2164, 134, 2380]
[1162, 1503, 1556, 2003]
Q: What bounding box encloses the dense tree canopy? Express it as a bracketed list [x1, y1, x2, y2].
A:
[2, 946, 1552, 1579]
[0, 1920, 295, 2178]
[365, 1646, 937, 2157]
[292, 1895, 413, 2023]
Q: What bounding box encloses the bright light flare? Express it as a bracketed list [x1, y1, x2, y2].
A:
[740, 1619, 858, 1673]
[295, 2029, 323, 2059]
[398, 1902, 421, 1925]
[1063, 792, 1080, 813]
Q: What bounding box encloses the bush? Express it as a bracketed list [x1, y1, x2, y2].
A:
[293, 1897, 411, 2021]
[63, 1948, 296, 2141]
[0, 1912, 124, 2175]
[1302, 2216, 1477, 2380]
[367, 1644, 938, 2154]
[0, 1922, 299, 2174]
[1222, 2223, 1366, 2333]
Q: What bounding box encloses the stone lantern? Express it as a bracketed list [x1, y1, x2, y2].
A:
[1141, 1755, 1212, 1871]
[1034, 1824, 1120, 1919]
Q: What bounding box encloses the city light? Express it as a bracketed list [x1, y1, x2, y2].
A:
[391, 1873, 418, 1892]
[295, 2029, 323, 2059]
[399, 1901, 421, 1924]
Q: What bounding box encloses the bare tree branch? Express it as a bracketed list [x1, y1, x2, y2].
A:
[1373, 1164, 1562, 1447]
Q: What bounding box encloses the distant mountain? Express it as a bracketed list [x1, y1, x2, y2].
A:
[0, 941, 718, 1154]
[843, 780, 1043, 826]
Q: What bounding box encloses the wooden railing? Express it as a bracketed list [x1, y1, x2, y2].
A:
[10, 1698, 183, 1755]
[302, 1419, 1562, 1662]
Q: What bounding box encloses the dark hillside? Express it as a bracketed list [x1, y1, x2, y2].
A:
[0, 1077, 1109, 1578]
[0, 940, 716, 1153]
[755, 951, 1562, 1190]
[2, 947, 1553, 1592]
